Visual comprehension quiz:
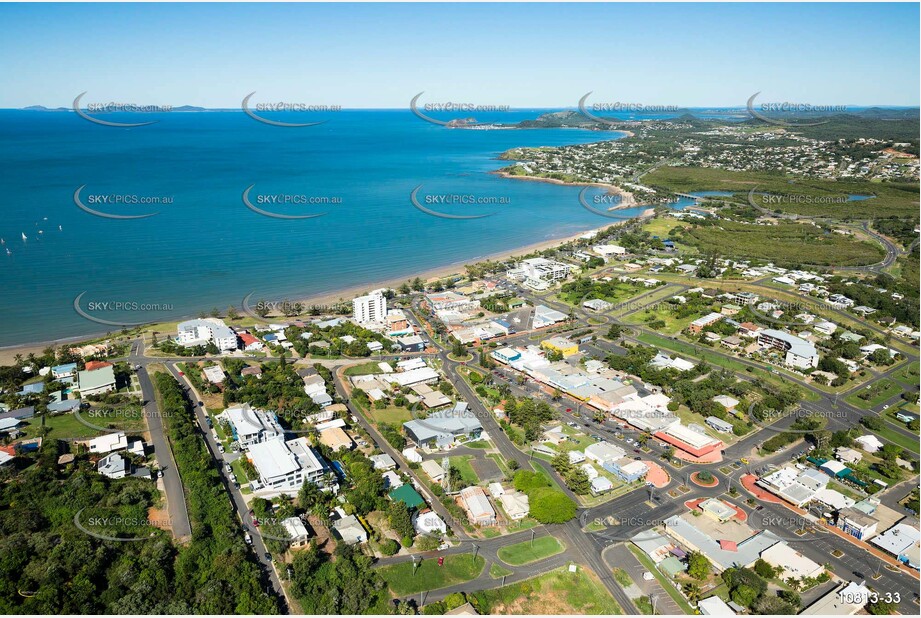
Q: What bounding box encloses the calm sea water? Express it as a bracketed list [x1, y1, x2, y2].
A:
[0, 109, 693, 347]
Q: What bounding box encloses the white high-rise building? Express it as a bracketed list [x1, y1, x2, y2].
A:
[353, 291, 387, 324]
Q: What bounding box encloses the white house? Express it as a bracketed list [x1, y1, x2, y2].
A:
[97, 453, 129, 479]
[413, 510, 447, 535]
[222, 404, 282, 448]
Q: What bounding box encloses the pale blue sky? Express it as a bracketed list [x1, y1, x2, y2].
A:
[1, 2, 918, 108]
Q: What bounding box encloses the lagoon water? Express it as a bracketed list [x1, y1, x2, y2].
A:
[0, 109, 695, 346]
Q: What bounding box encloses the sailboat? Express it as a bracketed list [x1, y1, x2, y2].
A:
[58, 225, 63, 231]
[5, 248, 10, 256]
[21, 232, 27, 241]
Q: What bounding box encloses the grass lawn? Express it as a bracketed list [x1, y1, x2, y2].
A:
[343, 362, 382, 376]
[611, 567, 633, 589]
[369, 405, 413, 425]
[871, 424, 920, 455]
[377, 554, 485, 596]
[24, 406, 145, 440]
[894, 360, 920, 386]
[497, 535, 564, 566]
[845, 379, 901, 410]
[473, 566, 622, 615]
[449, 455, 480, 486]
[628, 544, 695, 615]
[625, 304, 695, 335]
[465, 440, 490, 449]
[642, 216, 687, 239]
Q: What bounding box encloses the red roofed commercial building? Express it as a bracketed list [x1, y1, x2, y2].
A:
[654, 423, 724, 458]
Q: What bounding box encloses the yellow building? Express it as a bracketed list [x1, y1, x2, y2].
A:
[541, 336, 579, 357]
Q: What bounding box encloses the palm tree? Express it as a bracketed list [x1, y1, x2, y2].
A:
[682, 583, 702, 603]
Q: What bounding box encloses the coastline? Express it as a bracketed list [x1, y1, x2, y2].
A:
[493, 170, 637, 209]
[0, 213, 653, 365]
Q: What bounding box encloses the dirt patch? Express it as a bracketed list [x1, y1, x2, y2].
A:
[147, 503, 173, 533]
[307, 514, 337, 555]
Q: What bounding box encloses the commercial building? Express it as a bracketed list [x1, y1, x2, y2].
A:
[759, 543, 824, 580]
[507, 257, 572, 286]
[653, 423, 723, 458]
[801, 581, 870, 615]
[540, 336, 579, 357]
[870, 522, 920, 568]
[584, 442, 626, 465]
[757, 467, 829, 507]
[606, 458, 649, 483]
[491, 347, 521, 364]
[663, 513, 784, 572]
[353, 291, 387, 324]
[837, 507, 879, 541]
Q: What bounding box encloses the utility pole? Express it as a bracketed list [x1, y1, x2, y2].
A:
[531, 529, 535, 548]
[411, 555, 418, 577]
[472, 543, 480, 562]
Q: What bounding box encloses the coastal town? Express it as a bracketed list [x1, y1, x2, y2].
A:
[1, 3, 919, 615]
[2, 176, 918, 615]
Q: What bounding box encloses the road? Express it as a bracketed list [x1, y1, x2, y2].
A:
[163, 361, 290, 612]
[129, 341, 193, 540]
[124, 340, 288, 612]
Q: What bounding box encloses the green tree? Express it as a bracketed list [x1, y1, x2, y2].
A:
[388, 501, 415, 539]
[528, 488, 576, 523]
[687, 551, 712, 580]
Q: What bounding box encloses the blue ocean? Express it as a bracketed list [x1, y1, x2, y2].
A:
[0, 109, 695, 347]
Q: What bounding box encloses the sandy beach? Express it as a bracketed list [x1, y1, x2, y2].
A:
[493, 170, 637, 209]
[0, 211, 658, 365]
